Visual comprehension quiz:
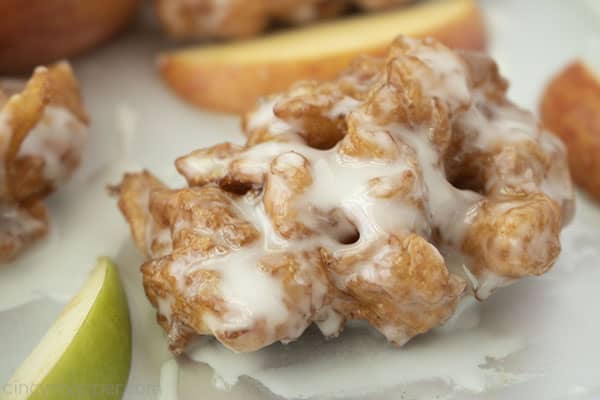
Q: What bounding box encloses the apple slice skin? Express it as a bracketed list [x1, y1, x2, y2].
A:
[540, 61, 600, 202]
[159, 0, 486, 114]
[4, 258, 131, 400]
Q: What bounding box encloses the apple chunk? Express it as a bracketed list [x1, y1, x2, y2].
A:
[2, 258, 131, 400]
[159, 0, 486, 114]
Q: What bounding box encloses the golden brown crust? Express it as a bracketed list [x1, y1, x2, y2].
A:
[158, 0, 487, 114]
[463, 193, 562, 278]
[323, 234, 465, 343]
[44, 62, 90, 124]
[540, 61, 600, 201]
[0, 0, 139, 73]
[1, 67, 50, 174]
[115, 171, 168, 257]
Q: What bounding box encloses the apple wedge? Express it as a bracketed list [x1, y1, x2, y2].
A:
[159, 0, 486, 114]
[540, 61, 600, 201]
[2, 258, 131, 400]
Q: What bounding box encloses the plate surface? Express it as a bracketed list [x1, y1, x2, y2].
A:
[1, 1, 600, 399]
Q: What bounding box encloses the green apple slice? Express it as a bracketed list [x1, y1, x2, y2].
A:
[2, 257, 132, 400]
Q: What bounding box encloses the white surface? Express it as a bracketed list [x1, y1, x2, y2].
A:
[1, 1, 600, 399]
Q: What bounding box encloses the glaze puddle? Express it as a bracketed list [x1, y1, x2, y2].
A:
[187, 321, 523, 399]
[112, 227, 529, 400]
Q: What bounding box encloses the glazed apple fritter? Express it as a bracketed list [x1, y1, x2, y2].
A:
[0, 62, 88, 262]
[116, 37, 574, 353]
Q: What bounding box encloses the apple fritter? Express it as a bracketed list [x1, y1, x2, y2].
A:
[0, 62, 88, 262]
[540, 61, 600, 201]
[155, 0, 414, 39]
[116, 37, 573, 353]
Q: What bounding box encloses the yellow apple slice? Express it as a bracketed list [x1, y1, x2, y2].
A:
[2, 258, 131, 400]
[159, 0, 486, 114]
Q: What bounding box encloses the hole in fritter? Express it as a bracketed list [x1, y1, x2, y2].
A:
[338, 230, 360, 245]
[444, 151, 487, 195]
[316, 208, 360, 245]
[301, 120, 347, 150]
[448, 171, 486, 195]
[219, 180, 256, 195]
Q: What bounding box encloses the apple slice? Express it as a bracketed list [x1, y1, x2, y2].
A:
[2, 258, 131, 400]
[159, 0, 486, 114]
[540, 61, 600, 201]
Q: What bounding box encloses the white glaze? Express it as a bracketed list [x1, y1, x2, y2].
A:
[474, 272, 514, 300]
[157, 295, 175, 325]
[158, 358, 179, 400]
[0, 80, 88, 197]
[313, 306, 345, 337]
[177, 155, 228, 179]
[0, 201, 45, 239]
[386, 122, 482, 243]
[246, 98, 294, 136]
[408, 40, 472, 109]
[326, 96, 361, 119]
[181, 247, 290, 335]
[18, 106, 87, 185]
[187, 322, 524, 399]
